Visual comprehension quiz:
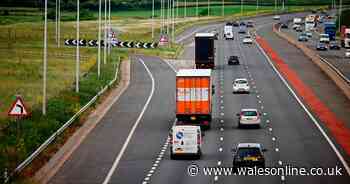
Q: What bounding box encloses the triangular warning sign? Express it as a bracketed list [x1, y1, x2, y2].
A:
[8, 97, 29, 117]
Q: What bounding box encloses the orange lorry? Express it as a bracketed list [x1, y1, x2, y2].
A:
[176, 69, 213, 129]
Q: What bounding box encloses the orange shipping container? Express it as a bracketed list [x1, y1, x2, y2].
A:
[176, 69, 212, 116]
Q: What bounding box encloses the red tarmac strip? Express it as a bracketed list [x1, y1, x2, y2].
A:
[256, 35, 350, 156]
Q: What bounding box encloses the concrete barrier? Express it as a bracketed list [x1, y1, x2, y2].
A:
[273, 24, 350, 100]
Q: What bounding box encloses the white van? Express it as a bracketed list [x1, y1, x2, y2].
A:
[170, 125, 202, 159]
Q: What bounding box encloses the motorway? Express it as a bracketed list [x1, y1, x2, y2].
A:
[48, 13, 350, 184]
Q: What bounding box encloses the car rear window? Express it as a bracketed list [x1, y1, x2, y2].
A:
[242, 111, 257, 116]
[237, 148, 261, 157]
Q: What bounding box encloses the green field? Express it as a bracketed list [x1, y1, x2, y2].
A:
[99, 5, 314, 18]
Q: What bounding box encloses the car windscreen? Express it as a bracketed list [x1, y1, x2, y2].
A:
[242, 111, 257, 116]
[237, 148, 261, 157]
[236, 80, 247, 84]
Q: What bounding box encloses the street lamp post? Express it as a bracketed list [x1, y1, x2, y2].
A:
[98, 0, 101, 77]
[208, 0, 210, 17]
[76, 0, 80, 93]
[103, 0, 107, 65]
[43, 0, 48, 115]
[196, 0, 199, 19]
[241, 0, 243, 18]
[339, 0, 342, 33]
[152, 0, 154, 39]
[222, 0, 224, 17]
[108, 0, 111, 57]
[185, 0, 187, 17]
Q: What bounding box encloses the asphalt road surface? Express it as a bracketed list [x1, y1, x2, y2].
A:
[48, 13, 350, 184]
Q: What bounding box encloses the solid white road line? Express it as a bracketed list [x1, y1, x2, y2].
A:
[256, 38, 350, 176]
[102, 58, 156, 184]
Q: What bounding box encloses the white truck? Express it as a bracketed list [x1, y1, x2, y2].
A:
[305, 15, 316, 32]
[224, 24, 234, 40]
[341, 26, 350, 48]
[170, 125, 202, 159]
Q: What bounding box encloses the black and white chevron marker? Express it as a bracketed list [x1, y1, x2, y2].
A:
[64, 39, 158, 49]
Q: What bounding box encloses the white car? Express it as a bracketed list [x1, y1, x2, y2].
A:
[273, 15, 280, 20]
[319, 33, 330, 43]
[233, 78, 250, 93]
[242, 35, 253, 44]
[236, 109, 261, 128]
[346, 49, 350, 57]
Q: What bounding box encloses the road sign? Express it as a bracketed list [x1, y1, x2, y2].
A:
[159, 35, 169, 46]
[8, 97, 29, 117]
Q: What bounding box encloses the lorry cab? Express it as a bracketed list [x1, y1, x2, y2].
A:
[170, 125, 202, 159]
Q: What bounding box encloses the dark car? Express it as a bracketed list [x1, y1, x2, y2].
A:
[280, 23, 288, 29]
[295, 26, 302, 32]
[228, 55, 240, 65]
[316, 42, 327, 51]
[232, 143, 266, 170]
[233, 21, 239, 27]
[329, 41, 340, 50]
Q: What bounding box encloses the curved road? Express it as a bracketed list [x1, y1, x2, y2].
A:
[48, 13, 350, 184]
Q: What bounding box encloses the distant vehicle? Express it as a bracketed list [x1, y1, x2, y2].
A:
[329, 41, 340, 50]
[170, 125, 202, 159]
[280, 22, 288, 29]
[242, 35, 253, 44]
[228, 55, 240, 65]
[298, 33, 308, 42]
[316, 42, 327, 51]
[239, 21, 246, 26]
[226, 22, 233, 26]
[293, 17, 303, 28]
[346, 49, 350, 57]
[236, 109, 261, 128]
[293, 24, 301, 30]
[340, 26, 350, 48]
[233, 21, 239, 27]
[305, 14, 316, 32]
[295, 26, 303, 32]
[238, 25, 247, 34]
[232, 78, 250, 93]
[195, 33, 215, 69]
[176, 69, 213, 129]
[224, 24, 234, 40]
[273, 15, 280, 20]
[232, 143, 266, 169]
[319, 33, 330, 43]
[210, 30, 219, 40]
[246, 21, 254, 28]
[305, 31, 312, 38]
[324, 22, 336, 40]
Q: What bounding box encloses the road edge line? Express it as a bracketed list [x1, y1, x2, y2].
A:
[102, 57, 156, 184]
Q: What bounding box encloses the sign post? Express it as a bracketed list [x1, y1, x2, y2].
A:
[8, 96, 29, 168]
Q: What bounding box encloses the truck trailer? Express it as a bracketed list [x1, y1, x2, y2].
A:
[195, 33, 215, 69]
[176, 69, 213, 129]
[323, 22, 336, 41]
[341, 26, 350, 48]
